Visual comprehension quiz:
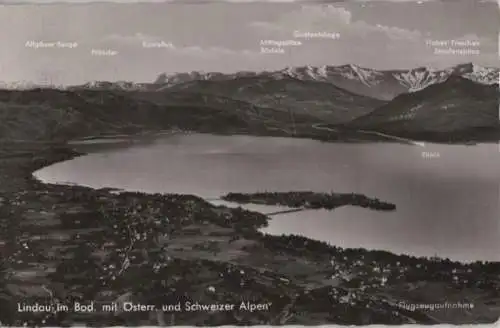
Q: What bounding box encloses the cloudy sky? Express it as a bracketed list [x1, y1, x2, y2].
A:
[0, 0, 498, 84]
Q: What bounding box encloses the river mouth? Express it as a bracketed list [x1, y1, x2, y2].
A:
[33, 133, 500, 263]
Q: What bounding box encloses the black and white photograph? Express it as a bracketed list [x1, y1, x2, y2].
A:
[0, 0, 499, 326]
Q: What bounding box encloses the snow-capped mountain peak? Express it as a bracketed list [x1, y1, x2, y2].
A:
[391, 63, 499, 92]
[275, 65, 331, 81]
[339, 64, 384, 87]
[75, 80, 147, 91]
[458, 63, 499, 85]
[317, 65, 328, 79]
[154, 71, 215, 84]
[0, 80, 61, 90]
[392, 68, 450, 92]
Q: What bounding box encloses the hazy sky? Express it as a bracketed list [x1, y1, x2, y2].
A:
[0, 0, 498, 84]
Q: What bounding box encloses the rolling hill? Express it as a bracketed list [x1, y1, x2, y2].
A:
[347, 76, 499, 141]
[0, 87, 319, 142]
[159, 75, 385, 123]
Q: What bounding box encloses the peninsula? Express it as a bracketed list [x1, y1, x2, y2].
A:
[222, 191, 397, 211]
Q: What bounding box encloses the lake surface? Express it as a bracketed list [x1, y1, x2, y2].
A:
[33, 134, 500, 262]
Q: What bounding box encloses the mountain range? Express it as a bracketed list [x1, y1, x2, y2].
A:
[159, 63, 497, 100]
[62, 62, 497, 101]
[4, 62, 494, 102]
[0, 63, 498, 143]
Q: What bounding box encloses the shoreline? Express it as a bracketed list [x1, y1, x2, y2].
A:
[1, 137, 499, 325]
[21, 139, 500, 266]
[23, 139, 500, 267]
[28, 145, 471, 264]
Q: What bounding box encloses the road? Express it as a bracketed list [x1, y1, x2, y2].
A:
[265, 208, 306, 216]
[311, 123, 425, 147]
[312, 123, 338, 133]
[357, 129, 426, 147]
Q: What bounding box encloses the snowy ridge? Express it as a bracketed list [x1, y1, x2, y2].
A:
[392, 68, 451, 92]
[269, 63, 499, 91]
[279, 65, 329, 81]
[393, 64, 499, 91]
[154, 71, 256, 85]
[156, 71, 219, 84]
[317, 65, 328, 79]
[0, 81, 54, 90]
[1, 63, 498, 92]
[152, 63, 498, 93]
[460, 64, 499, 85]
[340, 64, 384, 87]
[277, 64, 385, 86]
[76, 81, 149, 91]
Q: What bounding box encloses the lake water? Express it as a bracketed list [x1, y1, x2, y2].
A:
[33, 134, 500, 262]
